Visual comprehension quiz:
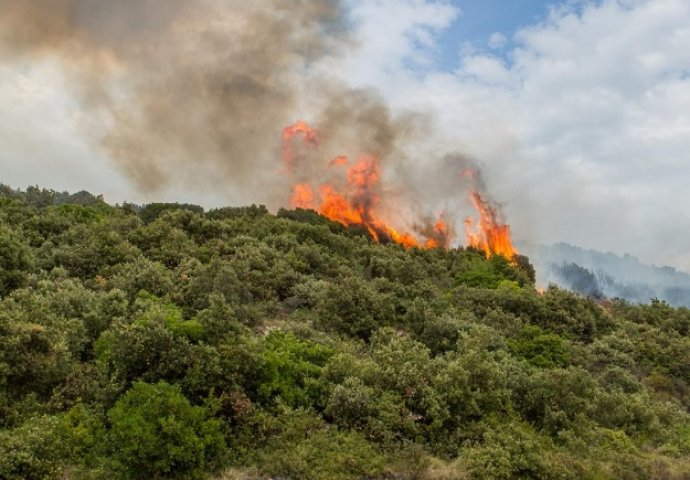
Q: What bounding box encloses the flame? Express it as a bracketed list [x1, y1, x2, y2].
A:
[319, 184, 365, 226]
[465, 191, 517, 259]
[318, 157, 422, 248]
[291, 183, 314, 209]
[283, 120, 318, 172]
[329, 155, 348, 167]
[281, 119, 518, 254]
[424, 218, 453, 249]
[389, 229, 421, 249]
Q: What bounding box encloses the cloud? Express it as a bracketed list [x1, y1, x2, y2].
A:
[504, 0, 690, 269]
[488, 32, 508, 49]
[331, 0, 690, 270]
[322, 0, 459, 84]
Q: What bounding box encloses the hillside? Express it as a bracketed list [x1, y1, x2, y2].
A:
[1, 185, 689, 480]
[521, 242, 690, 307]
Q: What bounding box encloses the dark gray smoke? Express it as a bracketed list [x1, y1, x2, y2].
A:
[0, 0, 357, 197]
[0, 0, 509, 243]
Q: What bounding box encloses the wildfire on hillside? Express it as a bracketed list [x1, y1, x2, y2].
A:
[461, 168, 518, 259]
[282, 120, 517, 258]
[465, 191, 518, 259]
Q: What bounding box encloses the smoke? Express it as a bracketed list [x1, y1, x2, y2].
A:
[0, 0, 512, 245]
[0, 0, 347, 195]
[521, 242, 690, 307]
[410, 153, 511, 245]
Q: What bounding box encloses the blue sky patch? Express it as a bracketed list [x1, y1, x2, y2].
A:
[438, 0, 557, 68]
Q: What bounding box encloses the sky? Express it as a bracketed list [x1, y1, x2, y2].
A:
[1, 0, 690, 272]
[440, 0, 557, 66]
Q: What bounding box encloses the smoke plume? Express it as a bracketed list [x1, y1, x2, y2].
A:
[0, 0, 515, 249]
[0, 0, 347, 193]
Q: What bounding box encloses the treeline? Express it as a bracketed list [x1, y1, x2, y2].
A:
[523, 241, 690, 307]
[0, 186, 688, 479]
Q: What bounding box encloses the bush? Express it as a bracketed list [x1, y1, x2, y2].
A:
[257, 331, 333, 408]
[107, 381, 226, 479]
[0, 227, 32, 296]
[247, 409, 386, 480]
[0, 415, 65, 480]
[508, 325, 571, 368]
[459, 419, 575, 480]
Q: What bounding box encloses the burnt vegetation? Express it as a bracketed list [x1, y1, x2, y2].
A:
[0, 185, 689, 479]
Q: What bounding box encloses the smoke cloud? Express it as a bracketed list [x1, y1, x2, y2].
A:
[0, 0, 342, 193]
[0, 0, 509, 244]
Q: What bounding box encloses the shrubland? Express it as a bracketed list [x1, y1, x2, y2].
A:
[0, 185, 688, 479]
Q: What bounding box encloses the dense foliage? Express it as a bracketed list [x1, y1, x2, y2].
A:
[0, 185, 688, 479]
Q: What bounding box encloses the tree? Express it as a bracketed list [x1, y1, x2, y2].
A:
[107, 381, 225, 479]
[0, 227, 31, 296]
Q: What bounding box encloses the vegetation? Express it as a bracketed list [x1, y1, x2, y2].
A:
[0, 184, 688, 479]
[525, 242, 690, 307]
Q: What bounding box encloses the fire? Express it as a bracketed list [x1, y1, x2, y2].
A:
[281, 119, 517, 256]
[283, 120, 318, 172]
[424, 218, 453, 249]
[283, 121, 430, 248]
[329, 155, 348, 167]
[291, 183, 314, 209]
[465, 191, 517, 259]
[317, 157, 422, 248]
[319, 184, 366, 227]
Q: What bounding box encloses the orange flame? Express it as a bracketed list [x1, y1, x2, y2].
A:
[283, 120, 318, 172]
[283, 120, 453, 248]
[465, 191, 517, 259]
[317, 157, 422, 248]
[319, 184, 366, 227]
[329, 155, 348, 167]
[424, 218, 453, 249]
[291, 183, 314, 209]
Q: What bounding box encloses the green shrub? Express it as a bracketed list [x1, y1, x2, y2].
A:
[0, 227, 32, 296]
[107, 381, 226, 479]
[0, 415, 65, 480]
[508, 325, 571, 368]
[257, 331, 333, 408]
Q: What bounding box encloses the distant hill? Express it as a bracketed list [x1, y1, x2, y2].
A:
[519, 242, 690, 307]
